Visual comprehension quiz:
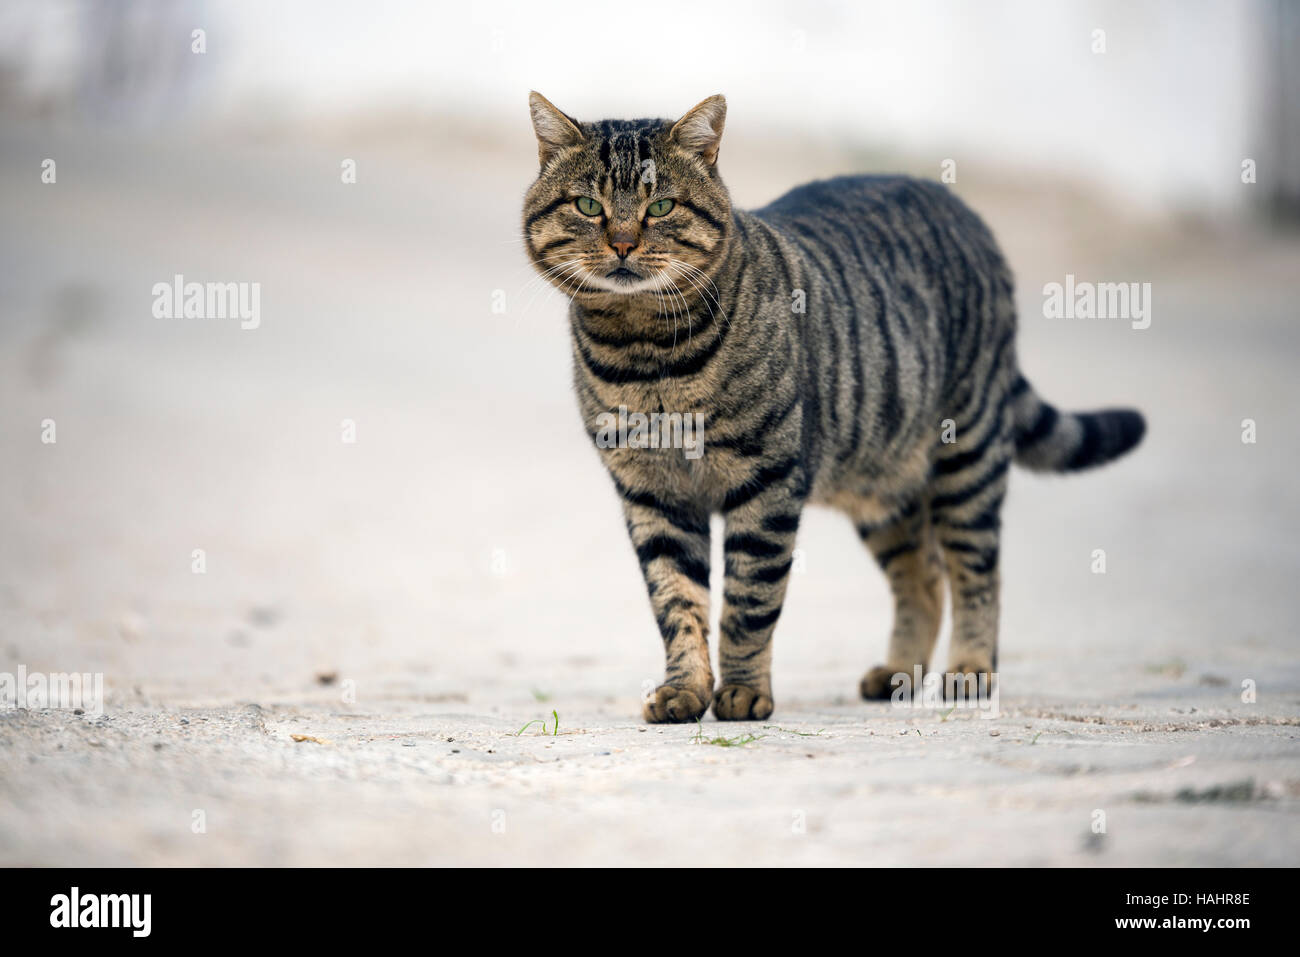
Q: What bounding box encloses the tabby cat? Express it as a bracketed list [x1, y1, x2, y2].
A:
[521, 92, 1145, 723]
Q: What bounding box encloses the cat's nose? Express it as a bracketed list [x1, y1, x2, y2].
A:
[609, 232, 638, 258]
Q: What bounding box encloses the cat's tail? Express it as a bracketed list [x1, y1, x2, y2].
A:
[1009, 374, 1145, 472]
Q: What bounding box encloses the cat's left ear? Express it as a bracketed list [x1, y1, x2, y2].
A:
[529, 91, 585, 167]
[670, 95, 727, 165]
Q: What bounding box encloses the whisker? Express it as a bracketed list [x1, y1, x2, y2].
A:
[515, 261, 588, 329]
[668, 263, 717, 337]
[517, 259, 585, 320]
[670, 259, 731, 331]
[516, 259, 582, 305]
[666, 274, 692, 343]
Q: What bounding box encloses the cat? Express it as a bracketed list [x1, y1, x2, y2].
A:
[521, 92, 1145, 723]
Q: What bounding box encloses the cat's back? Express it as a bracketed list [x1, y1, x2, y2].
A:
[749, 173, 1004, 272]
[754, 173, 918, 217]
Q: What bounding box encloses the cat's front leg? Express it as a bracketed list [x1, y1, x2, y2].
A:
[714, 473, 805, 721]
[614, 476, 714, 723]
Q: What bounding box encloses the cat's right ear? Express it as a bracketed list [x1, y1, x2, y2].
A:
[529, 92, 584, 167]
[670, 94, 726, 165]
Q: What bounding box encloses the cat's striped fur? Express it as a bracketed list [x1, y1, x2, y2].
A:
[522, 93, 1145, 722]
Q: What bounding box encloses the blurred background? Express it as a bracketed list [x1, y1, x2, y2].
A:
[3, 0, 1298, 215]
[0, 0, 1298, 865]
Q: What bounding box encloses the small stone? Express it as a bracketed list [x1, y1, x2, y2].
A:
[248, 605, 281, 627]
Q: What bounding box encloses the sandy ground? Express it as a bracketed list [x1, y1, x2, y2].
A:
[1, 114, 1298, 866]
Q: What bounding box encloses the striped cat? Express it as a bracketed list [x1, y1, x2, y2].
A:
[522, 92, 1145, 723]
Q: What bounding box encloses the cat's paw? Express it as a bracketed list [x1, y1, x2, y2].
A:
[942, 663, 996, 702]
[643, 684, 710, 723]
[859, 665, 910, 700]
[712, 684, 774, 721]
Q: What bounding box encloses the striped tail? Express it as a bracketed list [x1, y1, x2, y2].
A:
[1009, 375, 1146, 473]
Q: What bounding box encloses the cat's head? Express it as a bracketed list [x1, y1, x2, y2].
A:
[522, 92, 732, 300]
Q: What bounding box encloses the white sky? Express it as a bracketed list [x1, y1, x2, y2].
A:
[2, 0, 1274, 213]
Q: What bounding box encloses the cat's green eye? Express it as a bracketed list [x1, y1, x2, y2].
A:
[575, 196, 603, 216]
[647, 198, 676, 218]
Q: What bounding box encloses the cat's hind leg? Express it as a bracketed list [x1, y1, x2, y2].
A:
[858, 500, 947, 700]
[928, 415, 1014, 698]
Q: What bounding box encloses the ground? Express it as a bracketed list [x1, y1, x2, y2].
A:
[1, 116, 1297, 866]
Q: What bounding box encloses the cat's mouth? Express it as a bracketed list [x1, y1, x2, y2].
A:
[583, 263, 664, 295]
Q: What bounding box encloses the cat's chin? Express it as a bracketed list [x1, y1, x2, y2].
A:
[580, 273, 669, 296]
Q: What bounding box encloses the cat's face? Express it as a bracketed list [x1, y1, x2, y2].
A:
[522, 93, 732, 300]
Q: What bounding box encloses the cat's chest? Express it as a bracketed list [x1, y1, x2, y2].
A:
[575, 373, 739, 500]
[573, 353, 725, 425]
